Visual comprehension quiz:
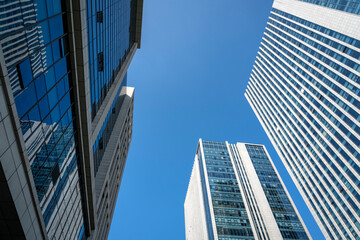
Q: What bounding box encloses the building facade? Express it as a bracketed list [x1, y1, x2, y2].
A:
[0, 0, 143, 239]
[184, 139, 310, 240]
[245, 0, 360, 239]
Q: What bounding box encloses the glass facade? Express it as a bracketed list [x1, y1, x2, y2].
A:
[187, 140, 310, 239]
[245, 6, 360, 239]
[299, 0, 360, 15]
[201, 140, 254, 240]
[246, 145, 309, 240]
[93, 75, 127, 175]
[0, 0, 85, 239]
[86, 0, 137, 118]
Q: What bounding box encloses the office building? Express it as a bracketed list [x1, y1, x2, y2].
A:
[0, 0, 143, 239]
[245, 0, 360, 239]
[184, 139, 310, 240]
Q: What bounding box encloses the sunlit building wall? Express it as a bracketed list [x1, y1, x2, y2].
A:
[245, 0, 360, 239]
[185, 139, 310, 240]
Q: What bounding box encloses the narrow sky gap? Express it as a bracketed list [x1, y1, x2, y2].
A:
[109, 0, 325, 239]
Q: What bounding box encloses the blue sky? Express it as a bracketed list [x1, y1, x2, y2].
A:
[108, 0, 325, 239]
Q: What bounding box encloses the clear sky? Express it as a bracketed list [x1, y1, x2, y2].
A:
[108, 0, 325, 239]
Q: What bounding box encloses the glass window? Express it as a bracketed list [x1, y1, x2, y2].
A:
[39, 96, 50, 120]
[49, 15, 64, 41]
[48, 87, 58, 109]
[34, 0, 48, 21]
[15, 83, 37, 118]
[39, 21, 51, 46]
[28, 105, 41, 122]
[52, 39, 61, 63]
[54, 57, 67, 81]
[47, 0, 62, 16]
[35, 75, 47, 100]
[45, 67, 56, 91]
[18, 58, 33, 88]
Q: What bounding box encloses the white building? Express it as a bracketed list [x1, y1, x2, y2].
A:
[184, 139, 310, 240]
[245, 0, 360, 239]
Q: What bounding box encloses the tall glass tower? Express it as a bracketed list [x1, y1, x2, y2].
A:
[245, 0, 360, 239]
[184, 139, 310, 240]
[0, 0, 143, 239]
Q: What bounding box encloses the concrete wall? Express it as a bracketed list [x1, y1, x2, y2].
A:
[184, 156, 209, 240]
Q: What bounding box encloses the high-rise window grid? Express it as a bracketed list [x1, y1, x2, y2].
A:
[299, 0, 360, 15]
[86, 0, 136, 118]
[0, 0, 85, 239]
[186, 140, 310, 240]
[246, 7, 360, 239]
[202, 141, 254, 240]
[246, 145, 309, 240]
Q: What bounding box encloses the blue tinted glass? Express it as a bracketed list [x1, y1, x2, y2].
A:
[34, 0, 48, 21]
[35, 75, 46, 99]
[39, 21, 51, 45]
[45, 44, 54, 68]
[45, 67, 56, 90]
[48, 87, 58, 109]
[54, 57, 67, 81]
[47, 0, 62, 16]
[30, 53, 44, 78]
[38, 96, 50, 120]
[59, 93, 70, 116]
[52, 40, 61, 63]
[49, 15, 64, 41]
[19, 58, 33, 87]
[50, 105, 61, 124]
[87, 0, 134, 117]
[15, 83, 37, 118]
[43, 112, 52, 125]
[56, 77, 66, 98]
[28, 105, 41, 122]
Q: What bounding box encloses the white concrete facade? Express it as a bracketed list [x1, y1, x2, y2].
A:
[184, 155, 209, 240]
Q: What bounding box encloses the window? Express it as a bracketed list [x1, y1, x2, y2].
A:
[17, 58, 33, 89]
[97, 11, 103, 23]
[99, 137, 103, 150]
[97, 52, 104, 71]
[51, 162, 60, 184]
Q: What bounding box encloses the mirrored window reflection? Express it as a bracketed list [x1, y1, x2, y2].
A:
[0, 0, 85, 239]
[86, 0, 136, 118]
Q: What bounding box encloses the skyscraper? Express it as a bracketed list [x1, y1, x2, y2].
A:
[0, 0, 143, 239]
[184, 139, 310, 240]
[245, 0, 360, 239]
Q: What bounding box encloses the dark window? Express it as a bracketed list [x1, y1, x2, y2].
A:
[17, 58, 33, 88]
[99, 137, 103, 150]
[51, 162, 60, 184]
[59, 39, 64, 58]
[97, 11, 103, 23]
[97, 52, 104, 71]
